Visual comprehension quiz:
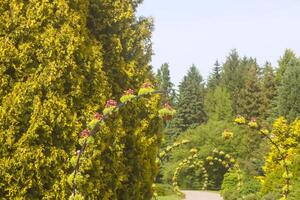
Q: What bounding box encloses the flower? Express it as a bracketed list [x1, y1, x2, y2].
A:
[158, 103, 176, 121]
[248, 118, 258, 128]
[222, 129, 233, 140]
[125, 88, 134, 95]
[138, 82, 155, 95]
[105, 99, 117, 108]
[94, 112, 103, 120]
[103, 99, 118, 115]
[234, 115, 246, 124]
[120, 89, 136, 103]
[80, 129, 90, 138]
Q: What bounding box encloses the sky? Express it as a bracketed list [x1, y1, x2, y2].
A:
[137, 0, 300, 86]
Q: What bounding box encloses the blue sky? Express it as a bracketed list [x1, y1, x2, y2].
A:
[137, 0, 300, 86]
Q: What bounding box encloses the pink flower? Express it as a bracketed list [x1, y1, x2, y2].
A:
[105, 99, 117, 108]
[94, 112, 103, 120]
[125, 88, 134, 95]
[80, 129, 91, 138]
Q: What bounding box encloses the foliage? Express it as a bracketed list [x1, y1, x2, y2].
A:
[260, 118, 300, 199]
[273, 59, 300, 121]
[161, 120, 266, 191]
[276, 49, 297, 84]
[156, 63, 177, 105]
[0, 0, 161, 199]
[236, 63, 262, 119]
[207, 60, 222, 89]
[169, 65, 206, 139]
[172, 152, 208, 196]
[259, 62, 276, 120]
[204, 86, 233, 121]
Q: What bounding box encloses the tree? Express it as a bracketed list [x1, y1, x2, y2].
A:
[221, 50, 245, 114]
[156, 63, 176, 105]
[274, 58, 300, 121]
[259, 62, 276, 120]
[207, 60, 222, 89]
[204, 86, 233, 121]
[0, 1, 160, 199]
[276, 49, 297, 84]
[236, 63, 262, 119]
[170, 65, 206, 138]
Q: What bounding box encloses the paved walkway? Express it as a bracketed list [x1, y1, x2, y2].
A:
[182, 190, 223, 200]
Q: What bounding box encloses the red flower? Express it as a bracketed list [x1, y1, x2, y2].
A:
[125, 88, 134, 95]
[94, 112, 103, 120]
[105, 99, 117, 108]
[80, 129, 91, 138]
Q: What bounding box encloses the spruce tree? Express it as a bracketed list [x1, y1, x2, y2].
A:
[274, 58, 300, 121]
[204, 86, 233, 121]
[170, 65, 206, 138]
[156, 63, 176, 105]
[259, 62, 276, 120]
[276, 49, 297, 84]
[207, 60, 222, 89]
[221, 50, 244, 114]
[236, 63, 262, 119]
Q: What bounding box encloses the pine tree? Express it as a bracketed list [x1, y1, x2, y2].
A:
[207, 60, 222, 89]
[274, 58, 300, 121]
[204, 86, 233, 121]
[170, 65, 206, 138]
[156, 63, 176, 105]
[259, 62, 276, 120]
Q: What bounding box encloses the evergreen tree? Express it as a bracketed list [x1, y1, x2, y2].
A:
[276, 49, 297, 84]
[221, 50, 244, 114]
[156, 63, 176, 105]
[236, 63, 262, 118]
[170, 65, 206, 138]
[0, 1, 160, 199]
[259, 62, 276, 120]
[204, 86, 233, 121]
[207, 60, 222, 89]
[274, 58, 300, 121]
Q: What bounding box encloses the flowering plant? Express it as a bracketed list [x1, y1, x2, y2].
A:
[120, 89, 136, 103]
[234, 115, 246, 124]
[222, 129, 234, 140]
[248, 118, 258, 128]
[138, 82, 155, 95]
[103, 99, 118, 115]
[158, 103, 176, 121]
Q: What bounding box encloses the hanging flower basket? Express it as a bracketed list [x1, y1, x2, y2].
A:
[138, 82, 155, 95]
[120, 89, 136, 103]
